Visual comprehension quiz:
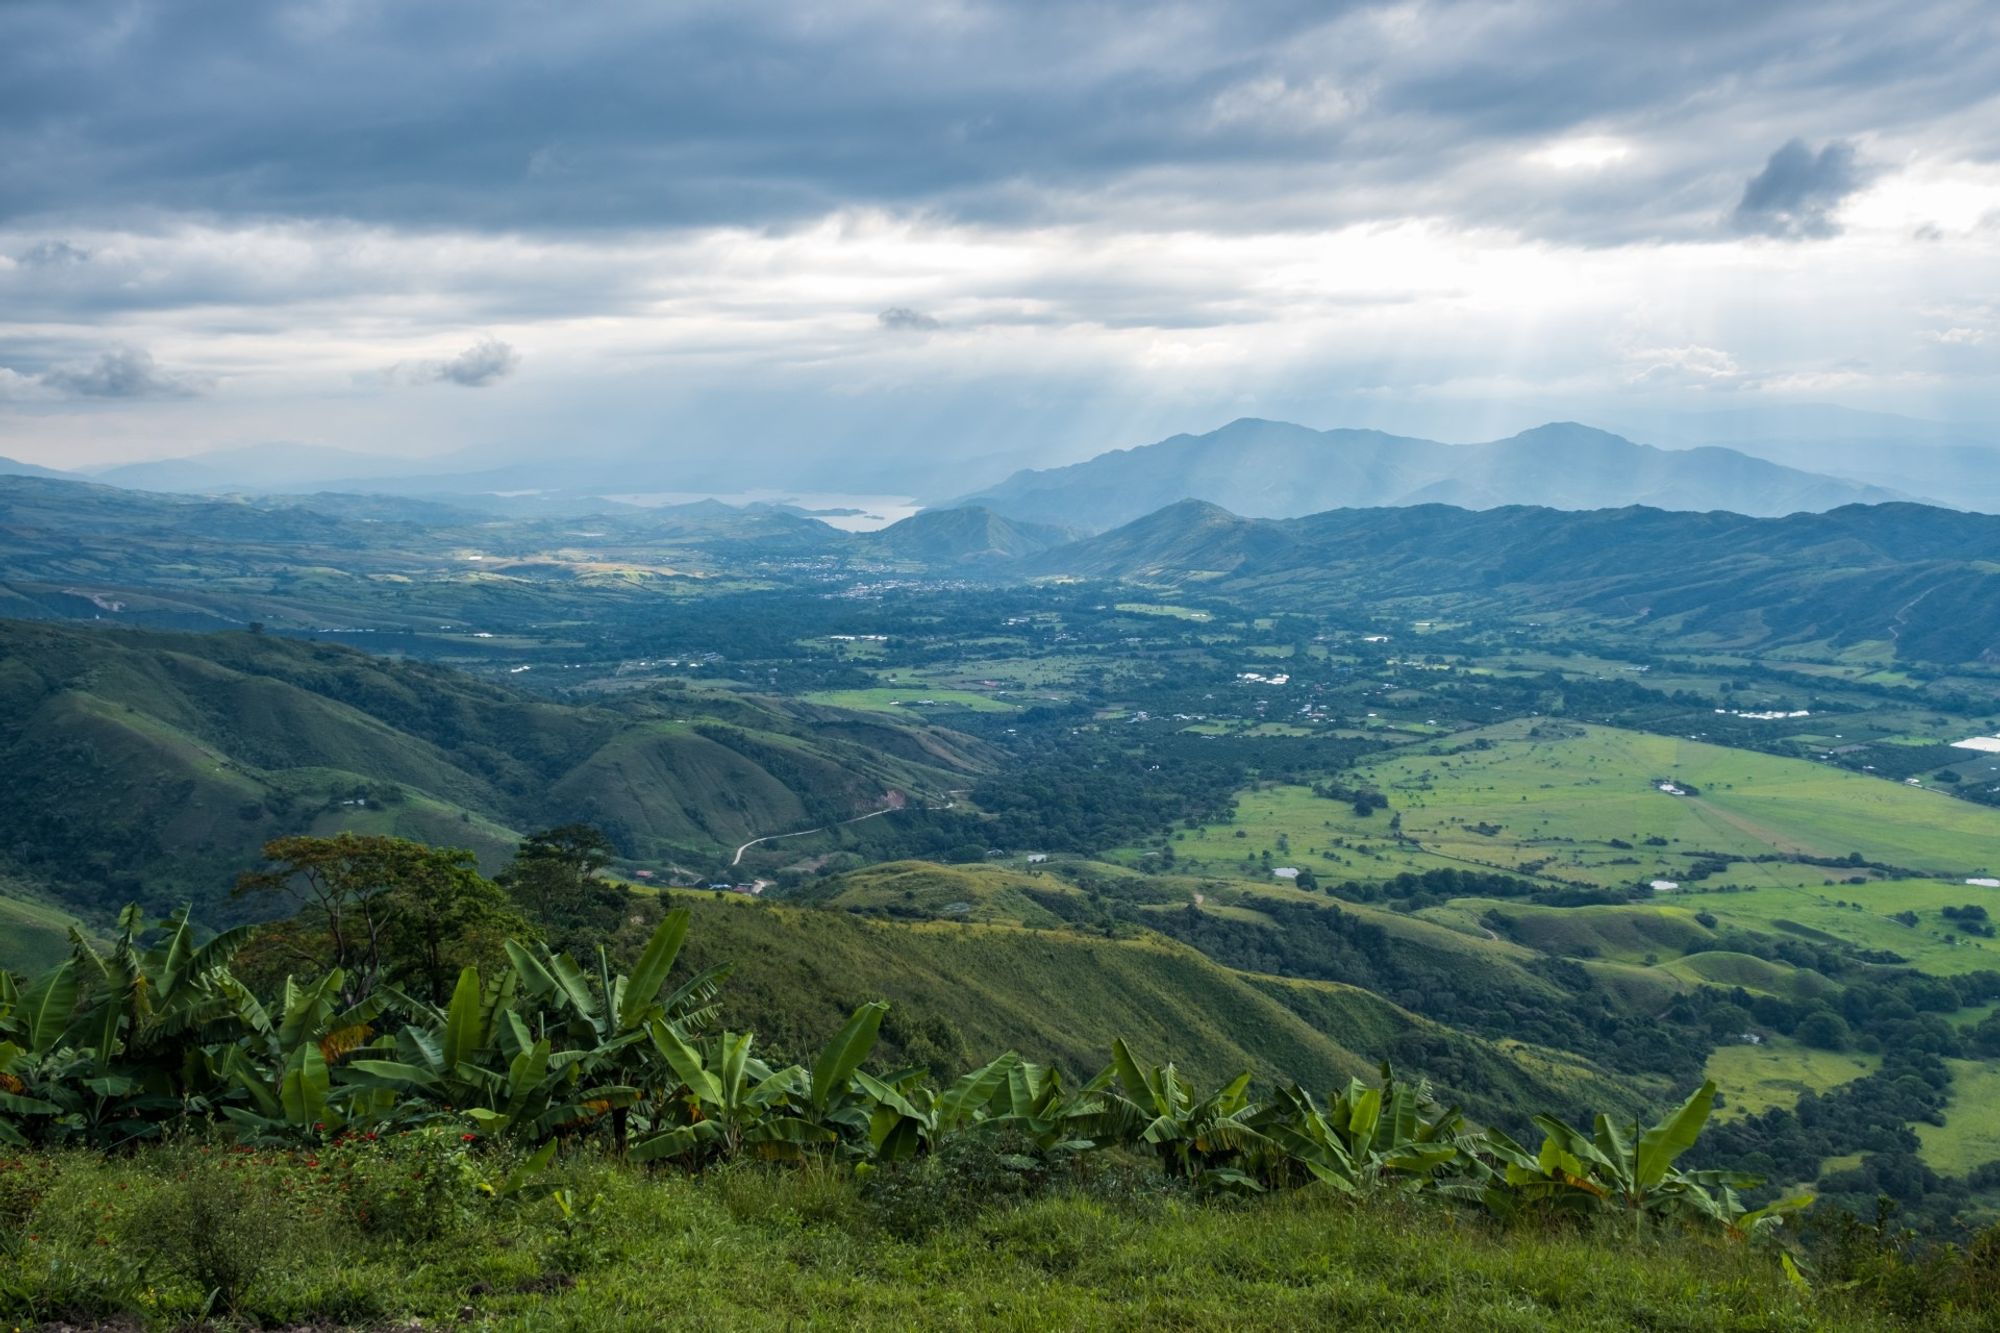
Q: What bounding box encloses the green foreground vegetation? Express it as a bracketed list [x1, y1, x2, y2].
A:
[3, 1147, 1975, 1332]
[5, 893, 1995, 1331]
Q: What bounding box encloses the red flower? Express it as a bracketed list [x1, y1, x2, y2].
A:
[461, 1132, 477, 1142]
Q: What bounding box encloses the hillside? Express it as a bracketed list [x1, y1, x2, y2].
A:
[861, 505, 1074, 563]
[955, 418, 1907, 531]
[0, 622, 992, 925]
[1027, 499, 2000, 662]
[666, 887, 1649, 1128]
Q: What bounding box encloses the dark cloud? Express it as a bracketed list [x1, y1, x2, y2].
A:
[0, 1, 1992, 245]
[393, 337, 520, 387]
[17, 239, 89, 267]
[34, 347, 202, 398]
[878, 307, 942, 332]
[1730, 139, 1865, 239]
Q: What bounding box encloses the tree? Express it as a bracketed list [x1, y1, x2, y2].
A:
[1795, 1010, 1852, 1052]
[501, 824, 616, 925]
[1704, 1003, 1754, 1039]
[378, 849, 530, 1003]
[236, 834, 521, 1003]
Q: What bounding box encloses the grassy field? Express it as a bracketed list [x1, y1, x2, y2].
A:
[1705, 1038, 1880, 1119]
[801, 686, 1019, 713]
[0, 884, 93, 971]
[0, 1149, 1914, 1332]
[1916, 1058, 2000, 1175]
[1690, 880, 2000, 977]
[1113, 601, 1213, 621]
[1158, 720, 2000, 892]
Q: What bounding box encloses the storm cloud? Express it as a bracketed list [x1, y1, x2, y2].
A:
[0, 1, 1996, 471]
[2, 1, 1995, 244]
[391, 337, 521, 388]
[1731, 139, 1866, 239]
[878, 307, 943, 332]
[9, 347, 204, 400]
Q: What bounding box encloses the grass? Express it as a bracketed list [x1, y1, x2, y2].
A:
[1705, 1038, 1880, 1120]
[1915, 1059, 2000, 1176]
[1113, 601, 1213, 621]
[0, 1146, 1917, 1332]
[0, 885, 92, 971]
[801, 686, 1019, 713]
[1691, 880, 2000, 977]
[1157, 720, 2000, 893]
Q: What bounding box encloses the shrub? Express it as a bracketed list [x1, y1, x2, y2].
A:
[321, 1123, 483, 1241]
[132, 1147, 308, 1314]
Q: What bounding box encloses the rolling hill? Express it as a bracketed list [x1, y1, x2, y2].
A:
[1026, 499, 2000, 662]
[953, 418, 1908, 531]
[859, 505, 1075, 563]
[0, 621, 994, 926]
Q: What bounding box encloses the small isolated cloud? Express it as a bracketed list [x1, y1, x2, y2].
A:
[35, 347, 203, 399]
[17, 239, 91, 268]
[1730, 139, 1864, 240]
[1625, 342, 1743, 387]
[391, 336, 519, 387]
[878, 306, 942, 332]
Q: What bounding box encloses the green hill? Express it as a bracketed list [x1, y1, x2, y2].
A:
[0, 621, 992, 924]
[666, 892, 1650, 1127]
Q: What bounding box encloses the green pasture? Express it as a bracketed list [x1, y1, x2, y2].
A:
[1916, 1059, 2000, 1176]
[1114, 602, 1213, 621]
[800, 686, 1018, 714]
[1689, 880, 2000, 977]
[1705, 1038, 1880, 1120]
[1353, 720, 2000, 884]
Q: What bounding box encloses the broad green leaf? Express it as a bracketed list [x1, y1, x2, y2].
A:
[441, 966, 484, 1075]
[938, 1052, 1019, 1130]
[1635, 1080, 1716, 1190]
[616, 910, 689, 1032]
[648, 1019, 722, 1105]
[18, 959, 77, 1054]
[810, 1001, 886, 1111]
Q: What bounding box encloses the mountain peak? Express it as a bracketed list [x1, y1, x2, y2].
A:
[953, 417, 1899, 531]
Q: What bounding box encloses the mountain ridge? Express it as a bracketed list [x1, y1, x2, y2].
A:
[953, 417, 1916, 530]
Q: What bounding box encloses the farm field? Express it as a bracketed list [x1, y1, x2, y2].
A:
[1146, 721, 2000, 893]
[799, 686, 1019, 713]
[1917, 1059, 2000, 1176]
[1705, 1038, 1880, 1119]
[1689, 879, 2000, 977]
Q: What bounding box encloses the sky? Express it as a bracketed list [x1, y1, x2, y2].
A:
[2, 0, 1998, 482]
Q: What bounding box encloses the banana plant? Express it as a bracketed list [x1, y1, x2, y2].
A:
[1261, 1068, 1475, 1195]
[856, 1050, 1024, 1162]
[218, 967, 391, 1139]
[502, 911, 728, 1152]
[0, 958, 79, 1146]
[1098, 1039, 1266, 1187]
[1484, 1079, 1728, 1230]
[631, 1024, 813, 1162]
[346, 964, 638, 1142]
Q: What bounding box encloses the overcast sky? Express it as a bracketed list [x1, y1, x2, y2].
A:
[2, 0, 1997, 476]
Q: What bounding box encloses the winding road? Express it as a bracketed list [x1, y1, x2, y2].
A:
[729, 792, 964, 867]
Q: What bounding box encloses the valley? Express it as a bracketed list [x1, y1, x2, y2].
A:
[8, 469, 2000, 1241]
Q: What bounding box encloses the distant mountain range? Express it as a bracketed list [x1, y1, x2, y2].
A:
[1023, 498, 2000, 663]
[951, 419, 1916, 531]
[0, 455, 71, 480]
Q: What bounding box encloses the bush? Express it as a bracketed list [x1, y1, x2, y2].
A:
[133, 1147, 311, 1314]
[321, 1123, 483, 1241]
